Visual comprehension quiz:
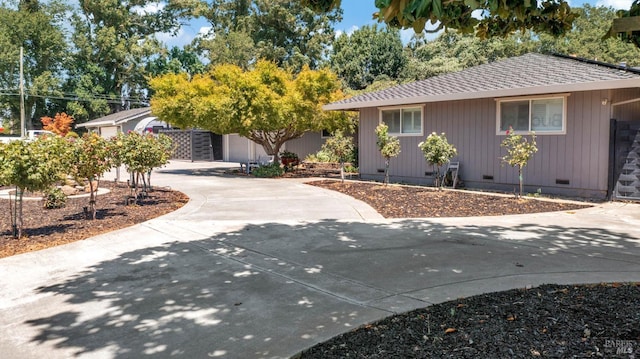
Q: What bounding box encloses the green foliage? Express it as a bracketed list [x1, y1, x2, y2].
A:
[500, 128, 538, 198]
[251, 163, 284, 178]
[150, 61, 349, 163]
[71, 133, 112, 219]
[330, 25, 407, 90]
[418, 132, 457, 188]
[303, 0, 577, 38]
[197, 0, 342, 72]
[110, 132, 173, 203]
[375, 123, 401, 185]
[305, 150, 337, 163]
[0, 135, 72, 237]
[43, 187, 66, 209]
[321, 130, 355, 182]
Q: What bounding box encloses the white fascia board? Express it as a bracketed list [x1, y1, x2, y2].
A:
[76, 119, 117, 128]
[323, 78, 640, 111]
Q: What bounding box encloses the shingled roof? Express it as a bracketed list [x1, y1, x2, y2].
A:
[324, 53, 640, 111]
[76, 107, 152, 128]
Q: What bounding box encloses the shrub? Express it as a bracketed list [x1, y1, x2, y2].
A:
[375, 123, 401, 185]
[43, 187, 67, 209]
[418, 132, 457, 188]
[252, 163, 284, 178]
[500, 128, 537, 198]
[322, 130, 355, 182]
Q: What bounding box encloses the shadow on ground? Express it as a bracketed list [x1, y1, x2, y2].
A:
[27, 219, 640, 358]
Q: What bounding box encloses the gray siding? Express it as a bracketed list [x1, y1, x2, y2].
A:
[225, 134, 268, 163]
[359, 90, 620, 198]
[286, 132, 325, 159]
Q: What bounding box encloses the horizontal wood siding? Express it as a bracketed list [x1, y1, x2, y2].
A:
[358, 90, 615, 198]
[286, 132, 325, 159]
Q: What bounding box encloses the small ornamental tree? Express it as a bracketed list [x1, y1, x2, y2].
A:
[111, 132, 173, 202]
[0, 135, 72, 238]
[40, 112, 74, 137]
[71, 133, 112, 219]
[375, 123, 401, 185]
[500, 128, 538, 198]
[419, 132, 457, 188]
[321, 130, 355, 182]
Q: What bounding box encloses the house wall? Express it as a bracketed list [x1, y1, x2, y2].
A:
[224, 134, 268, 163]
[358, 89, 616, 198]
[286, 132, 325, 159]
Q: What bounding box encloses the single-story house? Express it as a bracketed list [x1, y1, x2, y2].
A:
[75, 107, 163, 137]
[77, 107, 328, 163]
[324, 53, 640, 200]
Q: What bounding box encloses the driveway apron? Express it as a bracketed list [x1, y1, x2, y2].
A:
[0, 161, 639, 358]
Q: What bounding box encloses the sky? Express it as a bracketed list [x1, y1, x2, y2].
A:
[159, 0, 633, 48]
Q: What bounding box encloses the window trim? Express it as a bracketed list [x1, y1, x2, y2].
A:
[320, 129, 333, 139]
[495, 94, 568, 135]
[378, 105, 424, 137]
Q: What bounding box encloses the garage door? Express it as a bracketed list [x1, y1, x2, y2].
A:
[100, 126, 119, 139]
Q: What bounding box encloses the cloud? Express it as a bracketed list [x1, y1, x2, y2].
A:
[156, 27, 194, 48]
[596, 0, 633, 9]
[132, 2, 165, 15]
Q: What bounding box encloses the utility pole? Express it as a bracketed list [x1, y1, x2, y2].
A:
[19, 46, 25, 137]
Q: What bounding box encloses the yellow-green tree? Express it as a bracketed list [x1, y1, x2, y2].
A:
[150, 60, 349, 163]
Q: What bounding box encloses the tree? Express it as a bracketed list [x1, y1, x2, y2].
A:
[375, 123, 401, 185]
[302, 0, 577, 38]
[330, 25, 407, 90]
[150, 60, 349, 163]
[541, 5, 640, 66]
[418, 132, 457, 188]
[500, 128, 538, 198]
[196, 0, 342, 72]
[40, 112, 74, 136]
[0, 135, 71, 238]
[0, 0, 69, 132]
[110, 132, 173, 203]
[70, 133, 112, 219]
[65, 0, 196, 121]
[146, 46, 207, 79]
[321, 130, 355, 182]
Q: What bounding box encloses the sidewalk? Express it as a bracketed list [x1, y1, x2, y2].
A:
[0, 161, 639, 358]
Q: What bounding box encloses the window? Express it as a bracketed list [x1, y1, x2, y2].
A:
[321, 129, 332, 138]
[497, 96, 566, 135]
[380, 106, 423, 135]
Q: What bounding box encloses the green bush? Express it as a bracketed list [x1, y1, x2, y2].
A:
[43, 187, 67, 209]
[252, 163, 284, 178]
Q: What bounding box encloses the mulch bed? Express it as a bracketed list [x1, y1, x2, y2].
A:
[0, 182, 188, 258]
[297, 283, 640, 358]
[308, 180, 591, 218]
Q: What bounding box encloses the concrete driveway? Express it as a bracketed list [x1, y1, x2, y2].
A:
[1, 161, 639, 358]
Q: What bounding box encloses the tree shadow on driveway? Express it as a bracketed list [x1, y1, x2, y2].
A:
[25, 219, 640, 358]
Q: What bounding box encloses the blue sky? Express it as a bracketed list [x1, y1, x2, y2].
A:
[159, 0, 632, 48]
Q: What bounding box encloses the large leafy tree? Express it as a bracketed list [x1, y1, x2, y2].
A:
[65, 0, 196, 121]
[540, 5, 640, 66]
[0, 0, 68, 132]
[196, 0, 342, 72]
[303, 0, 577, 38]
[150, 61, 349, 162]
[330, 25, 407, 90]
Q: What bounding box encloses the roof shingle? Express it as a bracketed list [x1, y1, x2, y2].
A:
[324, 53, 640, 110]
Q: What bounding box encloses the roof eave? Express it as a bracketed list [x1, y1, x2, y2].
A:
[323, 78, 640, 111]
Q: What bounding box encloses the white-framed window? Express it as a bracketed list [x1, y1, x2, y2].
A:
[321, 129, 332, 138]
[379, 106, 423, 136]
[496, 95, 567, 135]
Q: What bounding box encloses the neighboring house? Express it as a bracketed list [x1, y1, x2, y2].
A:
[324, 53, 640, 200]
[76, 107, 161, 137]
[78, 108, 327, 163]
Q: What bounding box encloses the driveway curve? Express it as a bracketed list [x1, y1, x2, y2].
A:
[0, 161, 639, 359]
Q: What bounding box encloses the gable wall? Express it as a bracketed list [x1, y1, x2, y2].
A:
[358, 89, 613, 198]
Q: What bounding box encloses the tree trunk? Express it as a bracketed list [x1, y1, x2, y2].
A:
[17, 190, 24, 239]
[88, 178, 97, 220]
[384, 158, 390, 185]
[518, 166, 523, 199]
[340, 160, 345, 183]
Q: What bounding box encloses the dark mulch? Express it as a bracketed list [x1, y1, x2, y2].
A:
[297, 283, 640, 358]
[0, 182, 188, 258]
[308, 180, 591, 218]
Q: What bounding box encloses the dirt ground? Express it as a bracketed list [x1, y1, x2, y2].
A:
[0, 182, 188, 258]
